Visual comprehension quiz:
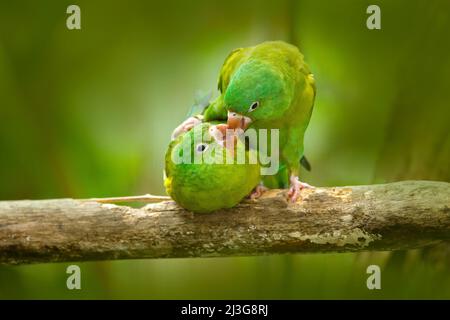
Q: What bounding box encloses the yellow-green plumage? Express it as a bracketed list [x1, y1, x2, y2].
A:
[164, 122, 260, 213]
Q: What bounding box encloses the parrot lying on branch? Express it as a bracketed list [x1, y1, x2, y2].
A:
[172, 41, 316, 202]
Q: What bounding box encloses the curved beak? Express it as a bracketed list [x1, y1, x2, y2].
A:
[209, 124, 236, 155]
[227, 111, 252, 130]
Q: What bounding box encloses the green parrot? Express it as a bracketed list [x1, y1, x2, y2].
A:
[172, 41, 316, 202]
[165, 122, 260, 213]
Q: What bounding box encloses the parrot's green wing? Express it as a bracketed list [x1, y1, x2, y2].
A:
[164, 122, 261, 213]
[262, 163, 289, 189]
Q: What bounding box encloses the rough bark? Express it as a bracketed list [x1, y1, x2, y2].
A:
[0, 180, 449, 265]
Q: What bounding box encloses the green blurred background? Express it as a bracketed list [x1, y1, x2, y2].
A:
[1, 0, 449, 299]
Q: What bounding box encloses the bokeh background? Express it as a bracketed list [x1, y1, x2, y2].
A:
[1, 0, 449, 299]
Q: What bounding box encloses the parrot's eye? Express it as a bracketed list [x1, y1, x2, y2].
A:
[249, 101, 259, 112]
[196, 143, 208, 153]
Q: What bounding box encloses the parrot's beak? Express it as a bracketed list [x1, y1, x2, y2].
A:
[209, 124, 236, 155]
[227, 111, 252, 130]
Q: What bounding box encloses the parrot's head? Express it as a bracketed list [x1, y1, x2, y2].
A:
[164, 122, 260, 213]
[224, 60, 291, 130]
[169, 122, 234, 165]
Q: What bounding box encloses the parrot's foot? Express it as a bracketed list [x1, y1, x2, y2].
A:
[249, 184, 268, 200]
[171, 116, 203, 140]
[287, 175, 314, 203]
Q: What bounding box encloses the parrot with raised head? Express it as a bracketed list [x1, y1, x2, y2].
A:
[165, 122, 260, 213]
[172, 41, 316, 202]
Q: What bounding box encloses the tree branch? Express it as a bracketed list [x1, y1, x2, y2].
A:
[0, 180, 449, 265]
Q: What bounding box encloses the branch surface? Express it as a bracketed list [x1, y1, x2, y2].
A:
[1, 180, 449, 265]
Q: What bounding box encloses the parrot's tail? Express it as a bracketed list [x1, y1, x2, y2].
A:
[261, 157, 311, 189]
[300, 155, 312, 172]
